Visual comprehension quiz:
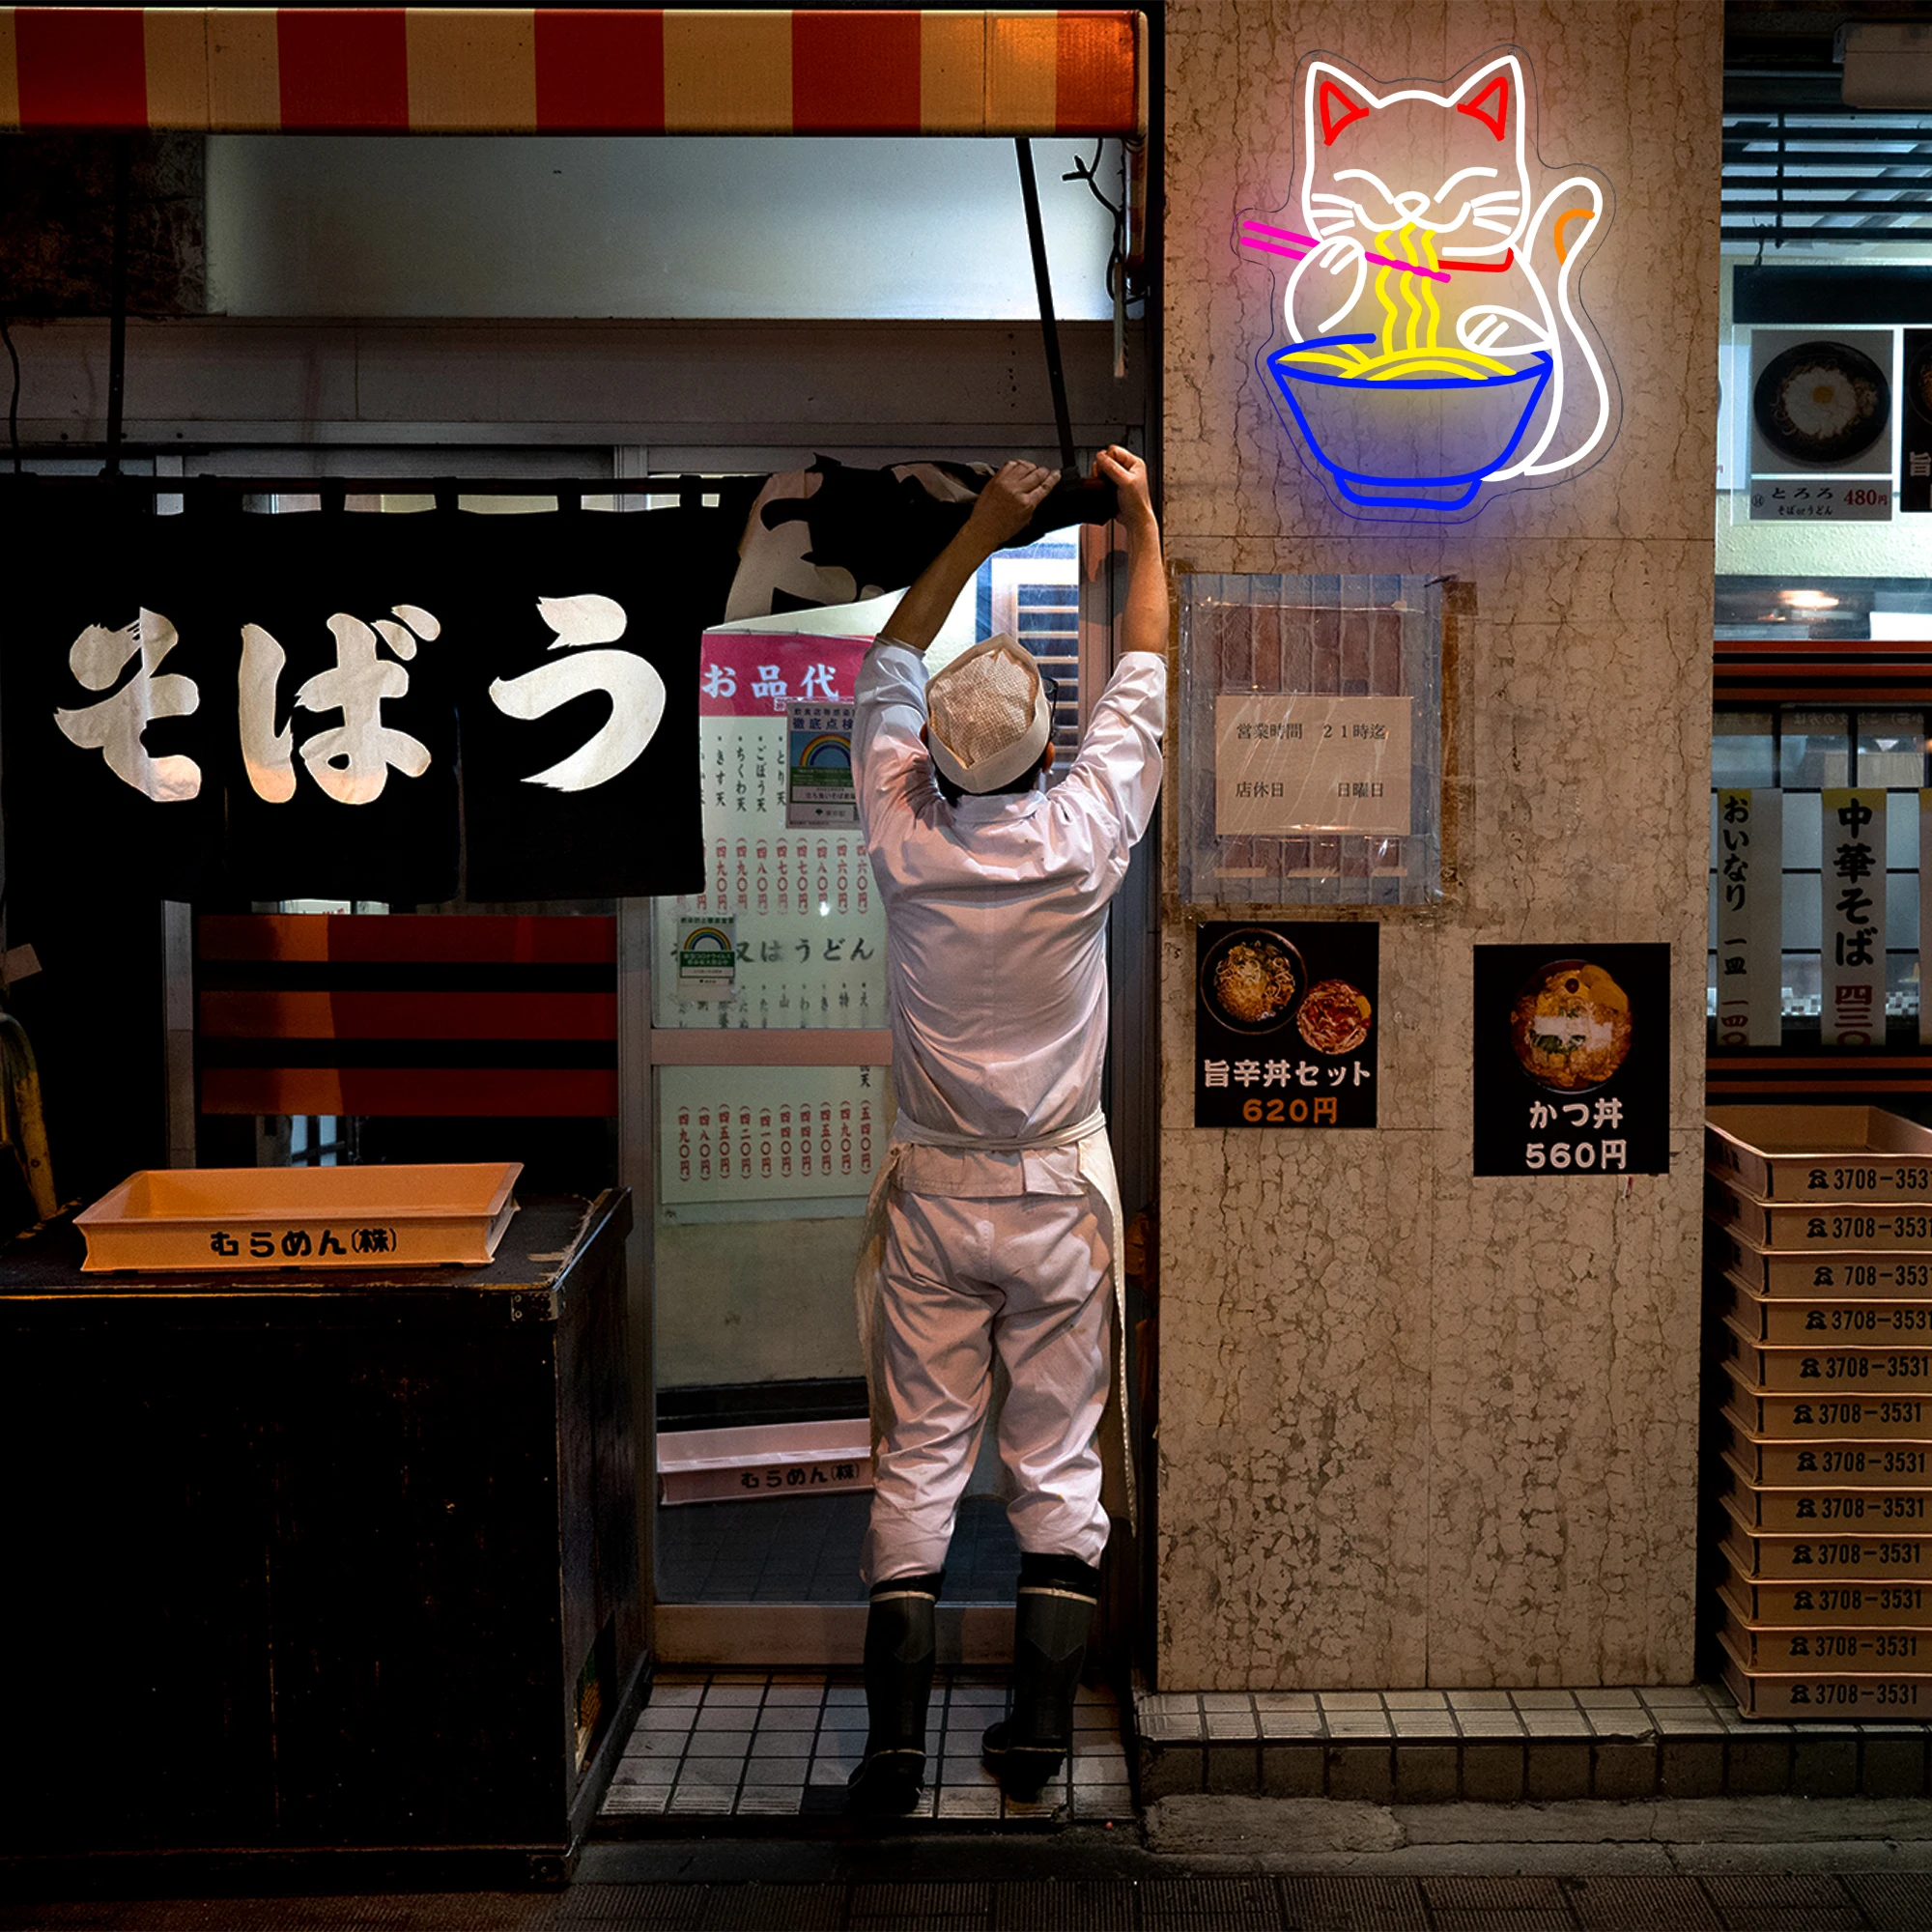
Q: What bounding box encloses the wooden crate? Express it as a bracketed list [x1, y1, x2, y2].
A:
[657, 1418, 874, 1505]
[1723, 1411, 1932, 1486]
[1721, 1451, 1932, 1533]
[1719, 1358, 1932, 1437]
[1718, 1270, 1932, 1347]
[1706, 1221, 1932, 1299]
[1708, 1106, 1932, 1205]
[1719, 1494, 1932, 1577]
[1708, 1176, 1932, 1253]
[1720, 1551, 1932, 1628]
[1719, 1312, 1932, 1394]
[1719, 1590, 1932, 1670]
[74, 1163, 521, 1272]
[1719, 1625, 1932, 1719]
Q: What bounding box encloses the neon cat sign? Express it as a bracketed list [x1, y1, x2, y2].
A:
[1238, 47, 1619, 523]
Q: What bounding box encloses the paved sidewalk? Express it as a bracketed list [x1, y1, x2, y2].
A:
[9, 1826, 1932, 1930]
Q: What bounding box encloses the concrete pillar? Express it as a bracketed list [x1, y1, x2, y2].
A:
[1157, 1, 1723, 1688]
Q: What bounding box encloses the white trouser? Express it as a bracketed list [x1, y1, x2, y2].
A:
[862, 1186, 1113, 1585]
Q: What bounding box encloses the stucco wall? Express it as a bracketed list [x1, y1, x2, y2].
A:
[1156, 0, 1723, 1688]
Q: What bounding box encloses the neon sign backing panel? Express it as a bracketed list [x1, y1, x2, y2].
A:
[1238, 46, 1620, 526]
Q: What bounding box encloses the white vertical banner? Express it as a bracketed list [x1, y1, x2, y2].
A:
[1822, 787, 1888, 1047]
[1715, 788, 1783, 1047]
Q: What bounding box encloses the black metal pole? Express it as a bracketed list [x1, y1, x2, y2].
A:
[105, 134, 130, 478]
[1015, 137, 1077, 476]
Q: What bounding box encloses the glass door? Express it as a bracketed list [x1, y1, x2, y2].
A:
[646, 530, 1111, 1665]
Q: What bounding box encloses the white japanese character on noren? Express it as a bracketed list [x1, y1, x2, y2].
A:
[489, 594, 667, 792]
[240, 604, 440, 806]
[752, 665, 787, 699]
[54, 609, 201, 802]
[800, 663, 840, 700]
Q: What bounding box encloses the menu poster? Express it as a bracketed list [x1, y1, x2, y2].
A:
[1193, 921, 1378, 1129]
[1747, 327, 1894, 523]
[1473, 945, 1670, 1177]
[1905, 327, 1932, 515]
[662, 629, 885, 1031]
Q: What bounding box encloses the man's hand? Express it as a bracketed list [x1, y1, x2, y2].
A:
[1094, 446, 1155, 536]
[963, 460, 1059, 553]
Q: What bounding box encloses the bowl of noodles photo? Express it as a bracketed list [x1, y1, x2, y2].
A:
[1508, 958, 1633, 1093]
[1199, 927, 1305, 1035]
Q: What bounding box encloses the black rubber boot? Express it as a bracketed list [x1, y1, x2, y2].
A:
[847, 1572, 942, 1815]
[981, 1553, 1100, 1800]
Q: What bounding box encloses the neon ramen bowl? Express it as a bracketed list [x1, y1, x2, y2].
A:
[1265, 338, 1554, 510]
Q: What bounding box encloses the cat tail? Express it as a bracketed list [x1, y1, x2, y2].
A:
[1489, 175, 1612, 482]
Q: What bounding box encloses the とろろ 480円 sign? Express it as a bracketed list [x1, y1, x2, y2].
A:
[1472, 944, 1670, 1176]
[1194, 921, 1379, 1128]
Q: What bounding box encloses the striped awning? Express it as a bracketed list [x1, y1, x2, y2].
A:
[0, 7, 1144, 136]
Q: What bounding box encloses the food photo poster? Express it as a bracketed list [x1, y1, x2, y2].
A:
[1472, 944, 1671, 1177]
[1194, 921, 1378, 1129]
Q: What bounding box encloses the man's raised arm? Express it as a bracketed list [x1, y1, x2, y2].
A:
[1094, 446, 1167, 662]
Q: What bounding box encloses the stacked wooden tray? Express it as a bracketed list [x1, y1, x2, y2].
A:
[1708, 1106, 1932, 1719]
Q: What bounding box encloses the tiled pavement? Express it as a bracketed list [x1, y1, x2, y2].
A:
[1135, 1682, 1932, 1803]
[12, 1873, 1932, 1928]
[598, 1670, 1133, 1826]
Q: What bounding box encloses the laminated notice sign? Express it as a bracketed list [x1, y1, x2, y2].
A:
[1214, 696, 1411, 837]
[677, 916, 736, 1000]
[786, 700, 858, 829]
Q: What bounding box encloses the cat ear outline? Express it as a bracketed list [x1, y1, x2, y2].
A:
[1448, 52, 1520, 142]
[1307, 62, 1379, 147]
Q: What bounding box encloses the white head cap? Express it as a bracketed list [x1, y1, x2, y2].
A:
[924, 633, 1052, 794]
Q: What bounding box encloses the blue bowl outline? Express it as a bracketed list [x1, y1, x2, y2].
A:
[1264, 334, 1555, 511]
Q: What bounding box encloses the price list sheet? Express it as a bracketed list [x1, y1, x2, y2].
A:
[656, 632, 885, 1030]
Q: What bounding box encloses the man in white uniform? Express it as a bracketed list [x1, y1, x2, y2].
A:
[846, 448, 1168, 1812]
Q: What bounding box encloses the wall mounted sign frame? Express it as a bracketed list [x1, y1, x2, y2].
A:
[1177, 572, 1442, 907]
[1237, 45, 1619, 525]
